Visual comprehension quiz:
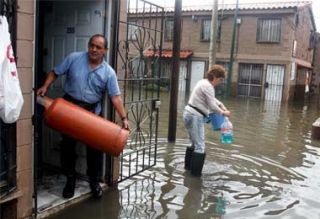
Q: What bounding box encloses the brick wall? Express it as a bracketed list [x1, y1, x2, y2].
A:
[162, 10, 301, 61]
[312, 33, 320, 94]
[294, 7, 315, 63]
[16, 0, 34, 218]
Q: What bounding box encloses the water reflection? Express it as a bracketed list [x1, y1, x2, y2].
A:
[48, 93, 320, 219]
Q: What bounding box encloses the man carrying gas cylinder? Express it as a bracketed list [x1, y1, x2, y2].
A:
[37, 34, 129, 199]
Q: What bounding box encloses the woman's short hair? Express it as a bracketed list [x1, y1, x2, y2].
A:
[207, 65, 226, 81]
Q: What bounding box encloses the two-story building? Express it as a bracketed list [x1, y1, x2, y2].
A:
[130, 1, 316, 102]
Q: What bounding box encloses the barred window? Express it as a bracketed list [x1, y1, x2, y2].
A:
[257, 18, 281, 43]
[238, 64, 263, 98]
[165, 20, 174, 41]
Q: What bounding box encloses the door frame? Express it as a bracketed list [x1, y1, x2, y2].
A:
[33, 0, 110, 215]
[189, 60, 206, 92]
[264, 64, 285, 102]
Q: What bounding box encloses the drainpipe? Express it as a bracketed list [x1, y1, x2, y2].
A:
[168, 0, 182, 142]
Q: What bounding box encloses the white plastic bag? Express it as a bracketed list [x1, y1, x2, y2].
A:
[0, 16, 24, 123]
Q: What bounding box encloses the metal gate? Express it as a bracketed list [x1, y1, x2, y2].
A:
[114, 0, 164, 182]
[265, 64, 284, 102]
[238, 63, 263, 98]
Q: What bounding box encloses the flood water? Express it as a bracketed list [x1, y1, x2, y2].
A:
[48, 93, 320, 219]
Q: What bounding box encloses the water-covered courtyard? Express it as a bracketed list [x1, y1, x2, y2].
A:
[48, 93, 320, 219]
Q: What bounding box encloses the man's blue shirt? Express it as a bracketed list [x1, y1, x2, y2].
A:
[53, 52, 121, 114]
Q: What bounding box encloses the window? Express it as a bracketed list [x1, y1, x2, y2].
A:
[257, 18, 281, 43]
[201, 18, 221, 41]
[165, 20, 174, 41]
[201, 19, 211, 41]
[128, 21, 138, 40]
[238, 64, 263, 98]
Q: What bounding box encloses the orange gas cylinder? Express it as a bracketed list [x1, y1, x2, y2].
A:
[37, 96, 129, 156]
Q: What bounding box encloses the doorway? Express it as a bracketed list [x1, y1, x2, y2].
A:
[34, 0, 108, 215]
[190, 61, 205, 92]
[265, 64, 284, 102]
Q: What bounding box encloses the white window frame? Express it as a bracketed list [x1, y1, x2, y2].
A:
[257, 18, 281, 43]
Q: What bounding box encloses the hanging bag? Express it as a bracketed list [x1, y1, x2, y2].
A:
[0, 16, 24, 123]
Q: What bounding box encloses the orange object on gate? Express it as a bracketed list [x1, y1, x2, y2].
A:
[37, 96, 129, 156]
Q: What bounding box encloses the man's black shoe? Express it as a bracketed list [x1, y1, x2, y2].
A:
[90, 181, 103, 199]
[62, 177, 76, 199]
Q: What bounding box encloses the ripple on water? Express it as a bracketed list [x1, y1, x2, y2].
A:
[117, 134, 320, 219]
[117, 99, 320, 218]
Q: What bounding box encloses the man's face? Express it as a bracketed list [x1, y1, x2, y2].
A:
[88, 36, 106, 62]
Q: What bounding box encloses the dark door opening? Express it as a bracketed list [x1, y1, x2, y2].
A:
[33, 0, 108, 215]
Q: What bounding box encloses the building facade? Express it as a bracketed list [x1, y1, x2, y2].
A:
[130, 1, 317, 102]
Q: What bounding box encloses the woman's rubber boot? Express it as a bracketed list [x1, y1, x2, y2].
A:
[184, 147, 194, 170]
[191, 152, 206, 177]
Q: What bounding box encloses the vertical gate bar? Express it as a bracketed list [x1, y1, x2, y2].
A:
[154, 6, 160, 101]
[148, 144, 151, 166]
[142, 148, 145, 169]
[142, 1, 145, 27]
[276, 65, 279, 101]
[272, 65, 275, 101]
[129, 153, 132, 177]
[154, 8, 164, 164]
[124, 0, 131, 105]
[147, 3, 151, 104]
[136, 150, 139, 173]
[148, 4, 151, 30]
[120, 152, 124, 181]
[274, 65, 276, 101]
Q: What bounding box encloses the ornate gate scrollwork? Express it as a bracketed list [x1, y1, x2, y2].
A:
[115, 0, 164, 182]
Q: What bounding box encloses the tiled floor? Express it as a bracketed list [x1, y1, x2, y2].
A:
[36, 174, 91, 213]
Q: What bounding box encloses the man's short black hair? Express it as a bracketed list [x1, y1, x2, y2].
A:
[88, 34, 108, 49]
